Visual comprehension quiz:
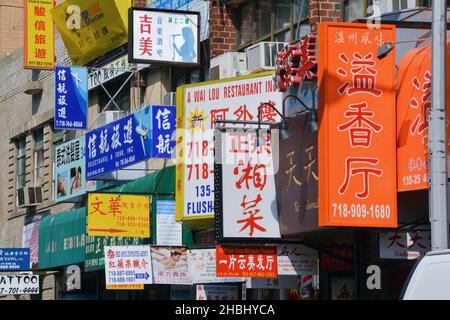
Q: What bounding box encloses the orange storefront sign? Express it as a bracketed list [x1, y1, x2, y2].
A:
[215, 245, 277, 278]
[397, 40, 450, 192]
[318, 22, 397, 227]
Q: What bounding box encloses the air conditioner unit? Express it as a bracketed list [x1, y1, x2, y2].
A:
[163, 92, 176, 106]
[17, 186, 43, 207]
[97, 110, 125, 127]
[209, 52, 247, 80]
[246, 42, 288, 72]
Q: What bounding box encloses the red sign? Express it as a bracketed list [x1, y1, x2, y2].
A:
[215, 245, 277, 278]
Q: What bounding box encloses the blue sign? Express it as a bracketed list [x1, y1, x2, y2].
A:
[85, 105, 176, 179]
[55, 66, 88, 130]
[156, 200, 176, 214]
[147, 0, 193, 9]
[0, 248, 30, 271]
[153, 105, 176, 158]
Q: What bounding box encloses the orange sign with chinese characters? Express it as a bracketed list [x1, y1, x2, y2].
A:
[87, 193, 150, 238]
[396, 40, 450, 191]
[215, 245, 277, 278]
[24, 0, 55, 69]
[318, 22, 397, 227]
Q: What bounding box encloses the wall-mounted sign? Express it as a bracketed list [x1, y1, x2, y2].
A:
[0, 275, 39, 295]
[156, 200, 182, 246]
[65, 265, 81, 291]
[150, 246, 191, 284]
[0, 249, 30, 271]
[87, 193, 150, 238]
[277, 244, 318, 276]
[24, 0, 55, 69]
[55, 66, 88, 130]
[318, 22, 397, 228]
[379, 231, 431, 260]
[196, 284, 239, 300]
[129, 8, 200, 66]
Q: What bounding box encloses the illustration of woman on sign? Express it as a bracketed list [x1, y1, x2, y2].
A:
[171, 27, 196, 62]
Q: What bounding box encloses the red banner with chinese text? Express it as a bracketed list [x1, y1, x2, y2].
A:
[318, 22, 397, 227]
[216, 245, 277, 278]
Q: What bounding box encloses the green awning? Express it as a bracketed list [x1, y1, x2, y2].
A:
[38, 207, 86, 269]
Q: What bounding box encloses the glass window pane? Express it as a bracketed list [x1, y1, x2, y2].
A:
[17, 138, 26, 157]
[344, 0, 365, 22]
[295, 0, 309, 22]
[34, 129, 44, 150]
[240, 4, 253, 45]
[256, 0, 271, 39]
[294, 22, 311, 42]
[276, 0, 291, 30]
[276, 30, 291, 42]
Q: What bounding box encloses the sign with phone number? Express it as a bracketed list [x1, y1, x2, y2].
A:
[0, 275, 39, 295]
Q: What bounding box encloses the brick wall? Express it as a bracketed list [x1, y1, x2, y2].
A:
[0, 0, 23, 58]
[310, 0, 342, 31]
[209, 1, 238, 59]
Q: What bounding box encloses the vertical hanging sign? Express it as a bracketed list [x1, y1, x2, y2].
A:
[318, 22, 397, 227]
[55, 67, 88, 130]
[24, 0, 55, 69]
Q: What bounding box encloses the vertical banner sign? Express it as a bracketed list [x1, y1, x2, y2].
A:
[55, 67, 88, 130]
[152, 105, 177, 158]
[397, 42, 450, 191]
[379, 231, 431, 260]
[176, 72, 282, 221]
[24, 0, 55, 69]
[87, 193, 150, 238]
[150, 246, 191, 284]
[318, 22, 397, 227]
[216, 245, 277, 278]
[104, 246, 153, 290]
[129, 8, 200, 66]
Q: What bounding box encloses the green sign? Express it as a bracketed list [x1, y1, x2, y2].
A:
[38, 207, 86, 269]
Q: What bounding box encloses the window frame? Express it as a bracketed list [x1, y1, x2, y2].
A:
[16, 137, 26, 190]
[33, 128, 45, 187]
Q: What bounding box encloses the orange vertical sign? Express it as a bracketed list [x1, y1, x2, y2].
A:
[396, 40, 450, 192]
[318, 22, 397, 227]
[24, 0, 55, 69]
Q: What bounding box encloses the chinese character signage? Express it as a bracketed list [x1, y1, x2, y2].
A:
[176, 72, 282, 221]
[24, 0, 55, 69]
[85, 105, 175, 179]
[50, 0, 130, 66]
[156, 200, 182, 246]
[216, 245, 277, 278]
[129, 8, 200, 66]
[275, 113, 319, 234]
[150, 246, 191, 284]
[0, 249, 30, 271]
[318, 22, 397, 228]
[55, 66, 88, 130]
[87, 193, 150, 238]
[104, 246, 153, 289]
[196, 284, 238, 300]
[397, 42, 450, 191]
[379, 231, 431, 260]
[0, 275, 39, 295]
[277, 244, 318, 276]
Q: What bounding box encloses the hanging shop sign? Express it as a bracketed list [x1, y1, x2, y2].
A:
[396, 41, 450, 191]
[85, 105, 176, 179]
[0, 249, 30, 271]
[176, 72, 282, 221]
[216, 245, 277, 278]
[277, 244, 318, 276]
[50, 0, 130, 66]
[215, 129, 281, 241]
[379, 231, 431, 260]
[104, 246, 153, 289]
[196, 284, 239, 300]
[24, 0, 55, 69]
[85, 235, 143, 272]
[129, 8, 200, 66]
[55, 66, 88, 130]
[0, 275, 40, 295]
[22, 214, 42, 269]
[275, 113, 319, 234]
[318, 22, 397, 228]
[147, 0, 209, 41]
[188, 248, 243, 283]
[156, 200, 182, 246]
[150, 246, 191, 285]
[87, 193, 150, 238]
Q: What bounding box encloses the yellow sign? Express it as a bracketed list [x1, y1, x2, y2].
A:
[50, 0, 129, 66]
[106, 284, 144, 290]
[88, 193, 150, 238]
[24, 0, 55, 69]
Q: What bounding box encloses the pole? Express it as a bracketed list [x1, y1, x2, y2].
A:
[429, 1, 448, 251]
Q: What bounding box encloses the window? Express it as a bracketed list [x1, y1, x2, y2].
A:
[16, 137, 26, 189]
[34, 129, 45, 186]
[240, 3, 254, 46]
[256, 0, 272, 39]
[98, 76, 131, 114]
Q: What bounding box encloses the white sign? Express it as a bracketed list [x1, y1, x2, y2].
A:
[156, 200, 182, 246]
[196, 284, 238, 300]
[277, 244, 318, 276]
[188, 249, 244, 283]
[151, 246, 191, 284]
[130, 8, 199, 65]
[0, 275, 39, 295]
[379, 231, 431, 260]
[104, 246, 153, 286]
